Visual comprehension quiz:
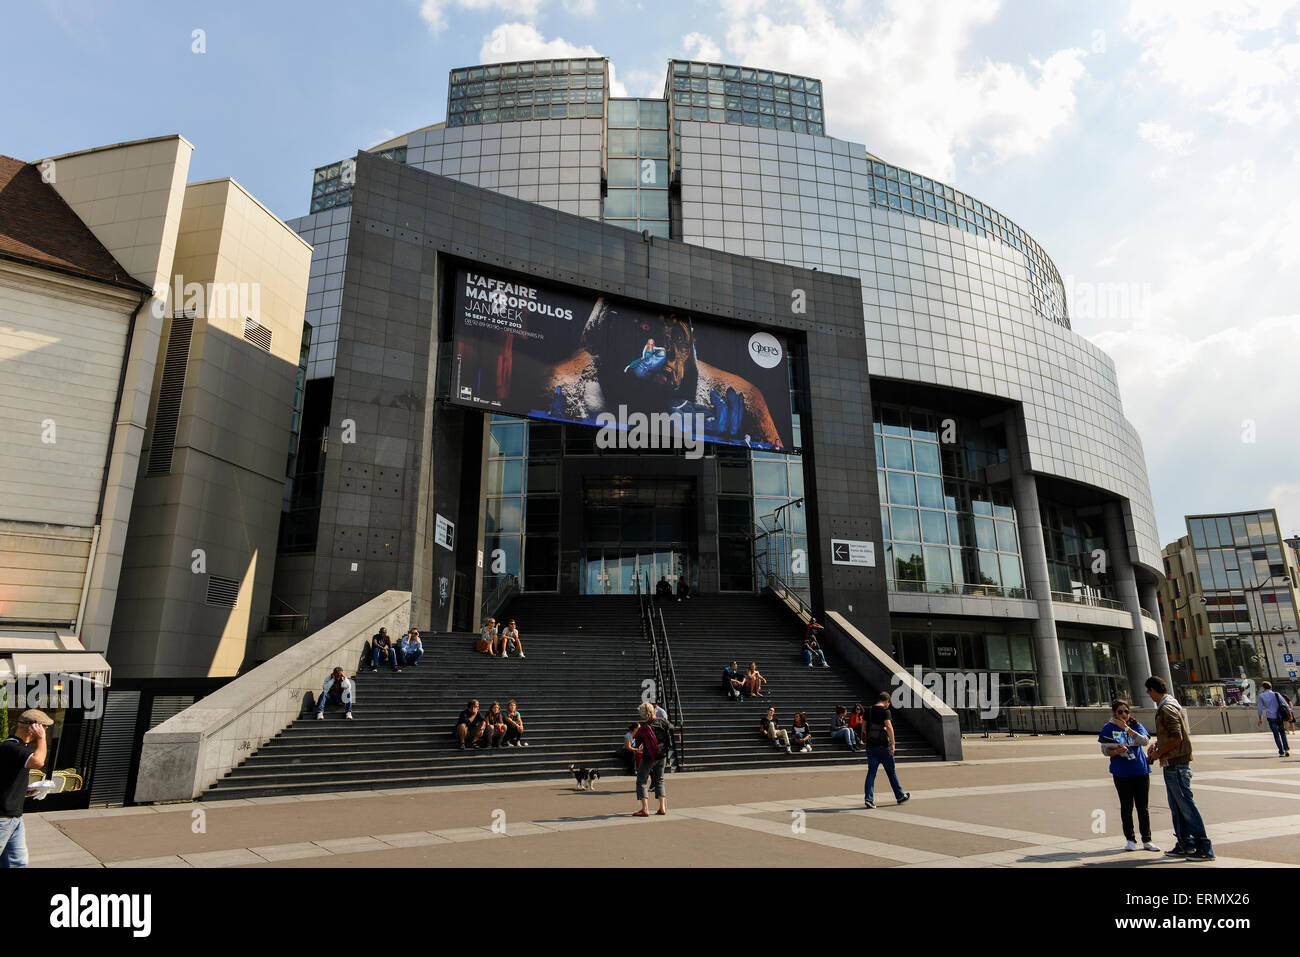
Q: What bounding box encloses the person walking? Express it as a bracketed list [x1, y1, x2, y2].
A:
[1099, 699, 1159, 852]
[633, 701, 672, 816]
[1257, 680, 1292, 757]
[1145, 675, 1215, 860]
[862, 692, 910, 809]
[1, 709, 51, 868]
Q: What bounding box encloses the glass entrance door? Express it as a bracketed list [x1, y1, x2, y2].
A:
[581, 548, 690, 595]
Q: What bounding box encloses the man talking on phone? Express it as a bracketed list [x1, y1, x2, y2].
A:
[0, 709, 52, 868]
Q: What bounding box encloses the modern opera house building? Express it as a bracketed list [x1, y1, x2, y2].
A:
[273, 56, 1169, 711]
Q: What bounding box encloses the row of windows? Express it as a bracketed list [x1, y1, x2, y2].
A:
[451, 58, 605, 83]
[669, 59, 822, 94]
[607, 128, 669, 159]
[448, 103, 604, 126]
[608, 99, 668, 129]
[671, 106, 825, 137]
[452, 88, 604, 112]
[309, 148, 405, 214]
[866, 160, 1068, 328]
[603, 188, 668, 219]
[1190, 511, 1282, 550]
[671, 75, 823, 109]
[453, 73, 606, 98]
[672, 90, 823, 121]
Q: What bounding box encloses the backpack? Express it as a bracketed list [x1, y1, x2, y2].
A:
[864, 707, 889, 747]
[651, 720, 672, 759]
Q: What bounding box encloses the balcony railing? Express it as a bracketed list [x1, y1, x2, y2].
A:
[887, 580, 1029, 600]
[1050, 590, 1126, 612]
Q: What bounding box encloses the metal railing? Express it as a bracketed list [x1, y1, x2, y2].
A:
[480, 573, 519, 623]
[887, 580, 1030, 600]
[761, 570, 814, 623]
[636, 574, 686, 770]
[263, 614, 310, 634]
[1050, 590, 1126, 612]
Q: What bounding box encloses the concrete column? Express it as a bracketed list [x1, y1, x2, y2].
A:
[1005, 420, 1066, 706]
[1140, 579, 1174, 692]
[1105, 502, 1156, 699]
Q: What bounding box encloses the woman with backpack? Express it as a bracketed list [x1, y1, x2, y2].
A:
[633, 701, 673, 817]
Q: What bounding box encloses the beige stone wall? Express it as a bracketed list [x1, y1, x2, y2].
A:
[111, 179, 312, 678]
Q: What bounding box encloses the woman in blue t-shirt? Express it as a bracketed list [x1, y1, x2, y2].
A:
[1098, 698, 1159, 852]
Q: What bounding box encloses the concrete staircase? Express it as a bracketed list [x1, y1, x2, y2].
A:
[202, 593, 936, 800]
[652, 594, 938, 771]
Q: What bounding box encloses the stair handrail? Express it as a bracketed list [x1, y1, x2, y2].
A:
[761, 569, 814, 625]
[654, 602, 686, 770]
[639, 573, 683, 770]
[481, 572, 519, 623]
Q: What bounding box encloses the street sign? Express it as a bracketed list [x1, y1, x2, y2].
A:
[435, 514, 455, 551]
[1285, 653, 1294, 664]
[830, 539, 875, 567]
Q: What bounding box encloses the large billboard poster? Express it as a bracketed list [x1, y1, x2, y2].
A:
[450, 267, 795, 452]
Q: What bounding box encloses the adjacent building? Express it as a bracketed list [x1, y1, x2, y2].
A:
[1159, 509, 1300, 704]
[273, 56, 1170, 713]
[0, 137, 311, 806]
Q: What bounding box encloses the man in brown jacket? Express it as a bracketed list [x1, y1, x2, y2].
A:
[1145, 675, 1214, 861]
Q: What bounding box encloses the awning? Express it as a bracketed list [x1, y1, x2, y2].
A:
[2, 652, 112, 686]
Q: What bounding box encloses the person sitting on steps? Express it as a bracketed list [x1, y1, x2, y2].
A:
[676, 577, 691, 601]
[370, 628, 401, 673]
[478, 618, 498, 656]
[456, 699, 487, 749]
[483, 701, 509, 748]
[399, 628, 423, 667]
[500, 619, 526, 658]
[723, 661, 747, 700]
[791, 712, 813, 753]
[760, 707, 792, 753]
[656, 575, 673, 598]
[503, 700, 526, 747]
[315, 667, 355, 720]
[744, 661, 767, 698]
[803, 631, 828, 668]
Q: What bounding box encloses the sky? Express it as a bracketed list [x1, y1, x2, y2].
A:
[3, 0, 1298, 547]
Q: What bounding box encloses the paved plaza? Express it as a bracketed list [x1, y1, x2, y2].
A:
[27, 733, 1300, 868]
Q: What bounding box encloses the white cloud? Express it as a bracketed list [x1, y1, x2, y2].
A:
[1137, 120, 1195, 154]
[1125, 1, 1300, 126]
[1266, 483, 1300, 540]
[478, 23, 627, 95]
[682, 31, 722, 63]
[420, 0, 545, 34]
[712, 0, 1088, 180]
[562, 0, 599, 13]
[1093, 314, 1300, 544]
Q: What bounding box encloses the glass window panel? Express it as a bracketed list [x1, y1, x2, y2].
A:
[639, 130, 669, 158]
[753, 460, 788, 496]
[995, 520, 1018, 553]
[978, 551, 1001, 585]
[485, 535, 521, 578]
[920, 510, 948, 544]
[638, 99, 668, 127]
[884, 436, 913, 470]
[788, 464, 805, 498]
[604, 188, 638, 218]
[639, 159, 668, 187]
[887, 472, 917, 507]
[924, 546, 953, 583]
[974, 517, 996, 550]
[489, 422, 525, 457]
[640, 190, 669, 219]
[607, 158, 639, 187]
[987, 635, 1011, 670]
[901, 633, 931, 668]
[999, 554, 1023, 591]
[526, 462, 560, 494]
[890, 508, 920, 543]
[487, 496, 522, 533]
[893, 542, 923, 580]
[607, 129, 638, 155]
[917, 475, 943, 509]
[913, 442, 941, 474]
[640, 220, 670, 238]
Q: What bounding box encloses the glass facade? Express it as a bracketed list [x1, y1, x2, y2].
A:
[447, 58, 608, 127]
[665, 60, 825, 172]
[1188, 510, 1300, 681]
[604, 98, 671, 238]
[310, 147, 406, 214]
[1040, 500, 1114, 601]
[1058, 631, 1131, 706]
[866, 159, 1068, 328]
[486, 415, 561, 593]
[893, 628, 1040, 706]
[874, 403, 1024, 597]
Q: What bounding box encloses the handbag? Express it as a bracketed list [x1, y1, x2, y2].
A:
[475, 638, 490, 653]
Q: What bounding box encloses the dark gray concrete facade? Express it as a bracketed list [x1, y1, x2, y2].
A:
[309, 151, 891, 646]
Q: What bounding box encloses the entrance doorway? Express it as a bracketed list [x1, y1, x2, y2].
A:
[579, 476, 696, 595]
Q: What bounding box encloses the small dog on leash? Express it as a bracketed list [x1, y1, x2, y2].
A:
[569, 765, 600, 791]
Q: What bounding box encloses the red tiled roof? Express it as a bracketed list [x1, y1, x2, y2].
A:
[0, 154, 150, 292]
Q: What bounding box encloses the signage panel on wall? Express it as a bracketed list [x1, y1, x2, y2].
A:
[831, 539, 875, 567]
[449, 266, 795, 452]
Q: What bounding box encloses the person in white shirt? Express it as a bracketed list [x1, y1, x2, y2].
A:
[315, 667, 355, 720]
[500, 619, 526, 658]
